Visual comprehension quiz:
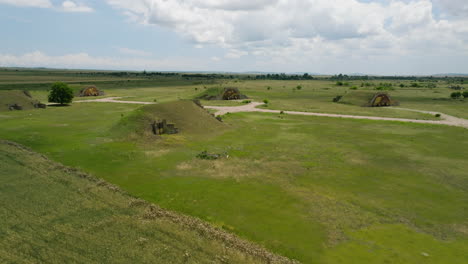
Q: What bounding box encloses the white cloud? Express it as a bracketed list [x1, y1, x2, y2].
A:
[0, 51, 205, 71]
[61, 1, 93, 12]
[0, 0, 93, 12]
[106, 0, 468, 67]
[433, 0, 468, 16]
[225, 49, 248, 59]
[0, 0, 52, 8]
[117, 47, 152, 57]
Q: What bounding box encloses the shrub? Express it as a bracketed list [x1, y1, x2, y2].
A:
[336, 81, 344, 86]
[242, 100, 252, 104]
[280, 110, 284, 114]
[449, 85, 462, 90]
[196, 150, 225, 160]
[267, 86, 272, 90]
[48, 82, 74, 105]
[350, 86, 357, 90]
[435, 114, 441, 118]
[296, 85, 302, 90]
[263, 99, 269, 105]
[399, 84, 405, 88]
[463, 91, 468, 98]
[450, 92, 462, 99]
[332, 95, 343, 102]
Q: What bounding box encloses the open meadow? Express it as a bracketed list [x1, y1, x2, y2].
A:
[1, 69, 467, 263]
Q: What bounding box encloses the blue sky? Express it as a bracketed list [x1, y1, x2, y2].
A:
[0, 0, 467, 74]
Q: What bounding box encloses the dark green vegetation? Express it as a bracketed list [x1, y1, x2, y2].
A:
[0, 90, 44, 111]
[0, 140, 292, 264]
[48, 82, 74, 105]
[1, 69, 467, 263]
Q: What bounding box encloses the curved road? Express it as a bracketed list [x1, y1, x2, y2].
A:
[75, 97, 468, 129]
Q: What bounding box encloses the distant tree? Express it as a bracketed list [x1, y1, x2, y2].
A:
[48, 82, 74, 105]
[450, 92, 462, 99]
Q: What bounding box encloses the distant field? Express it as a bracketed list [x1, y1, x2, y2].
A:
[1, 69, 467, 263]
[0, 140, 291, 264]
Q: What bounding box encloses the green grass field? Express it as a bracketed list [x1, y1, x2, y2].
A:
[0, 69, 467, 263]
[0, 140, 292, 263]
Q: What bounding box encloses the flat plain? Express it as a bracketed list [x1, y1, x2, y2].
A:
[0, 69, 467, 263]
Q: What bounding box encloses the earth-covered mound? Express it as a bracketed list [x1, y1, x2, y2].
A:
[196, 87, 248, 100]
[115, 100, 226, 139]
[337, 91, 399, 107]
[0, 90, 46, 111]
[79, 85, 105, 97]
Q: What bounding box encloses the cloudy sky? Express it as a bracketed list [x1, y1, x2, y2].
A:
[0, 0, 467, 74]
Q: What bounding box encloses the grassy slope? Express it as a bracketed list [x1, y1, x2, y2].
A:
[0, 140, 293, 264]
[0, 90, 41, 111]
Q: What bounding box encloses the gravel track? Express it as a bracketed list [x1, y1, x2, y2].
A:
[75, 97, 468, 129]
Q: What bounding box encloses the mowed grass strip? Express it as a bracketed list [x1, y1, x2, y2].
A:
[0, 140, 296, 264]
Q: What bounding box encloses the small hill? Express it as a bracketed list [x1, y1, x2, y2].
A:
[115, 100, 226, 139]
[0, 90, 45, 111]
[0, 140, 294, 264]
[338, 91, 398, 107]
[196, 87, 248, 100]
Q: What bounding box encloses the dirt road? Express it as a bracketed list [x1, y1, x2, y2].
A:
[75, 97, 468, 129]
[205, 102, 468, 129]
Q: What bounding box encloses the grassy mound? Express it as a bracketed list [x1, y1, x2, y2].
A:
[338, 91, 397, 107]
[0, 90, 43, 111]
[338, 91, 377, 106]
[196, 87, 247, 100]
[196, 87, 222, 100]
[0, 140, 294, 264]
[115, 100, 225, 139]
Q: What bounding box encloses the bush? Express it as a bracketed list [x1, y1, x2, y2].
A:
[450, 92, 462, 99]
[196, 150, 225, 160]
[336, 81, 344, 86]
[267, 86, 272, 90]
[48, 82, 74, 105]
[332, 95, 343, 102]
[296, 85, 302, 90]
[435, 114, 441, 118]
[242, 100, 252, 104]
[350, 86, 357, 90]
[449, 85, 462, 90]
[263, 99, 269, 105]
[463, 91, 468, 98]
